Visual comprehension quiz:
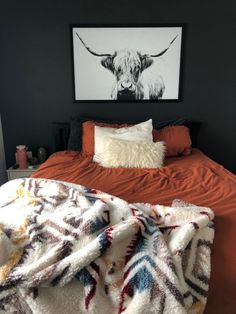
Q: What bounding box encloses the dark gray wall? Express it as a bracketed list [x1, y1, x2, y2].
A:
[1, 0, 236, 173]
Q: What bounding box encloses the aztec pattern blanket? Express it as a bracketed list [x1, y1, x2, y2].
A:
[0, 178, 214, 314]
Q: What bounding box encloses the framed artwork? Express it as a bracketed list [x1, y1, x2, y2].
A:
[71, 24, 184, 102]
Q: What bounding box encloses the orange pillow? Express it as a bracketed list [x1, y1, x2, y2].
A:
[82, 121, 130, 156]
[153, 125, 192, 157]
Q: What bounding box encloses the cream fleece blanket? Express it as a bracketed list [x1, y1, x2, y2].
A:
[0, 178, 214, 314]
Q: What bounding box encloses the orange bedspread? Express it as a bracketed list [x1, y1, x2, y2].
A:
[32, 149, 236, 314]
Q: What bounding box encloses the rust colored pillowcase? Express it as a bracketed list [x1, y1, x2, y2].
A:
[153, 125, 192, 157]
[82, 121, 130, 156]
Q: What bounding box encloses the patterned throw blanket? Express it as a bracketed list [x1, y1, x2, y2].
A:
[0, 178, 214, 314]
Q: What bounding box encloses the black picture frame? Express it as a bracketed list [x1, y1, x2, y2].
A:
[70, 24, 184, 103]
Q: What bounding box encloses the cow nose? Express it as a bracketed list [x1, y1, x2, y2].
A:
[121, 81, 133, 90]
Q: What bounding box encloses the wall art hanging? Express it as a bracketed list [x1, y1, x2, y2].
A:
[71, 24, 184, 102]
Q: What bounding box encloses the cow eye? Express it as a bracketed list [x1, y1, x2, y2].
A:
[132, 67, 140, 79]
[132, 66, 140, 74]
[115, 67, 121, 74]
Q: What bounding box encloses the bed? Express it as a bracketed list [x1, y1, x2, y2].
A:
[1, 117, 236, 313]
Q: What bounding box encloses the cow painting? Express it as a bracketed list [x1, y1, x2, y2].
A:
[75, 32, 178, 100]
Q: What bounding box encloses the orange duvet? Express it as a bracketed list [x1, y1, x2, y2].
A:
[32, 149, 236, 314]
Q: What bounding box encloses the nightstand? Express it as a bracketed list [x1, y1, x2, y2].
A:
[7, 166, 39, 181]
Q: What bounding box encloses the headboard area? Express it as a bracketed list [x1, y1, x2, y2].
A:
[52, 118, 202, 152]
[53, 122, 70, 152]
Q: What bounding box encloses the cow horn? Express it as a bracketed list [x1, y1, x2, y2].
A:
[75, 32, 111, 57]
[150, 35, 178, 57]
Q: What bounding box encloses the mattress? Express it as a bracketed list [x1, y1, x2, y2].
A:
[32, 148, 236, 314]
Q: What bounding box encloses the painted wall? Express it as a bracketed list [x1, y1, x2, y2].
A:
[0, 0, 235, 173]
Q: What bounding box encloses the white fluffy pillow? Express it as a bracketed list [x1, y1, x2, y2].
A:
[93, 119, 153, 163]
[100, 138, 166, 168]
